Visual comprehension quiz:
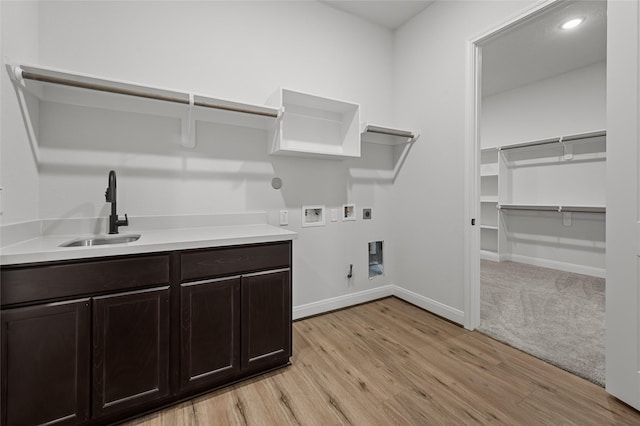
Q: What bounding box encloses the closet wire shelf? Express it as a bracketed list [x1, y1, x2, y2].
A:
[497, 204, 606, 214]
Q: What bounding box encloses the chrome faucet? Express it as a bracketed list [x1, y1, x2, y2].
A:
[105, 170, 129, 234]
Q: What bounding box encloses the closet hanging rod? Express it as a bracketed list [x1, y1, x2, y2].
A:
[497, 204, 606, 214]
[499, 138, 559, 151]
[366, 128, 415, 139]
[194, 99, 279, 117]
[499, 130, 606, 152]
[498, 204, 559, 212]
[560, 206, 606, 214]
[15, 68, 279, 118]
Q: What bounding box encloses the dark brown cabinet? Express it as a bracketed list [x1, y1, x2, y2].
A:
[0, 240, 292, 425]
[241, 269, 291, 372]
[179, 243, 292, 382]
[180, 277, 240, 392]
[1, 299, 91, 426]
[93, 287, 170, 417]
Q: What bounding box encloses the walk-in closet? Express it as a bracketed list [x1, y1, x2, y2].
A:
[477, 0, 607, 386]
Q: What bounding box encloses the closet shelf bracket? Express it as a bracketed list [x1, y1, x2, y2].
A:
[560, 136, 573, 160]
[181, 93, 196, 148]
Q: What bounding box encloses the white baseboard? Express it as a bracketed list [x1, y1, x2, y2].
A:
[505, 254, 605, 278]
[293, 285, 395, 320]
[480, 250, 500, 262]
[293, 284, 465, 326]
[392, 286, 465, 325]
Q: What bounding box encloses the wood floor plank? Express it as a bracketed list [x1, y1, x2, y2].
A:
[121, 297, 640, 425]
[125, 402, 195, 426]
[192, 385, 246, 425]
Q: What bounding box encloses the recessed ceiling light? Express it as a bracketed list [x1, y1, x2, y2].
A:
[561, 18, 584, 30]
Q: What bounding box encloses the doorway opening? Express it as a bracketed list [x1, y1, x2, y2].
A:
[467, 0, 607, 386]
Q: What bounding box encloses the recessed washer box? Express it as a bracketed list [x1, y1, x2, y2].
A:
[369, 241, 384, 278]
[302, 205, 325, 227]
[342, 204, 356, 221]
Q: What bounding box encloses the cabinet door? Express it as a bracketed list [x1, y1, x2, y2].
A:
[241, 269, 291, 371]
[93, 287, 170, 418]
[180, 277, 240, 392]
[1, 299, 90, 426]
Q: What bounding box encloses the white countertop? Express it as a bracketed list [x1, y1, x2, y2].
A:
[1, 223, 297, 266]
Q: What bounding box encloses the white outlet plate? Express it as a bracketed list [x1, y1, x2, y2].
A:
[279, 210, 289, 226]
[331, 209, 338, 222]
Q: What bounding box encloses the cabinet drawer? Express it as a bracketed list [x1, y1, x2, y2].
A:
[181, 242, 291, 282]
[1, 254, 170, 307]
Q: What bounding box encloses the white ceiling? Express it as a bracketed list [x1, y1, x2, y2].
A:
[481, 1, 607, 96]
[319, 1, 606, 97]
[320, 0, 434, 30]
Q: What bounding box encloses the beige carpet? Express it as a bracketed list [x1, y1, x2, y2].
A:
[477, 260, 605, 386]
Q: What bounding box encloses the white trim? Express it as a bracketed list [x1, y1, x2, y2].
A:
[480, 250, 500, 262]
[293, 285, 465, 325]
[464, 31, 481, 331]
[464, 0, 562, 331]
[293, 285, 394, 320]
[393, 286, 465, 325]
[504, 254, 605, 279]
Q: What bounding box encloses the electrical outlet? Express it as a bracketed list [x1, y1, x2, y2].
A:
[331, 209, 338, 222]
[363, 208, 372, 220]
[279, 210, 289, 226]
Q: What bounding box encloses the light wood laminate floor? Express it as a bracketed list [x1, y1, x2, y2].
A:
[125, 297, 640, 425]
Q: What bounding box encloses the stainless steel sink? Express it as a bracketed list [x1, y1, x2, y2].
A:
[60, 233, 141, 247]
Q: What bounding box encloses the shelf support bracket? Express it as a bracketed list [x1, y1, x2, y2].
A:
[181, 93, 196, 148]
[7, 64, 40, 163]
[560, 137, 573, 160]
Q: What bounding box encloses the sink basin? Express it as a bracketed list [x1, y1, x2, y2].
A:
[60, 233, 141, 247]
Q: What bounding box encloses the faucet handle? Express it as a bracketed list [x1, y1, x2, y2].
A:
[116, 213, 129, 227]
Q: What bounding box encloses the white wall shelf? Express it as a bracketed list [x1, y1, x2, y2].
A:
[360, 123, 419, 145]
[480, 131, 606, 275]
[9, 62, 282, 150]
[268, 88, 360, 159]
[480, 196, 499, 203]
[480, 146, 501, 261]
[480, 225, 498, 230]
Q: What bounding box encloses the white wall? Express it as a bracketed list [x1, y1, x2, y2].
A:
[481, 61, 606, 276]
[481, 61, 606, 147]
[0, 0, 40, 226]
[391, 1, 535, 321]
[2, 1, 398, 310]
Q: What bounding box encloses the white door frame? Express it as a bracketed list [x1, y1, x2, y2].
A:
[604, 0, 640, 410]
[463, 0, 562, 330]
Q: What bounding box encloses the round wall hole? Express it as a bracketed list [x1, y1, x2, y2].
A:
[271, 177, 283, 190]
